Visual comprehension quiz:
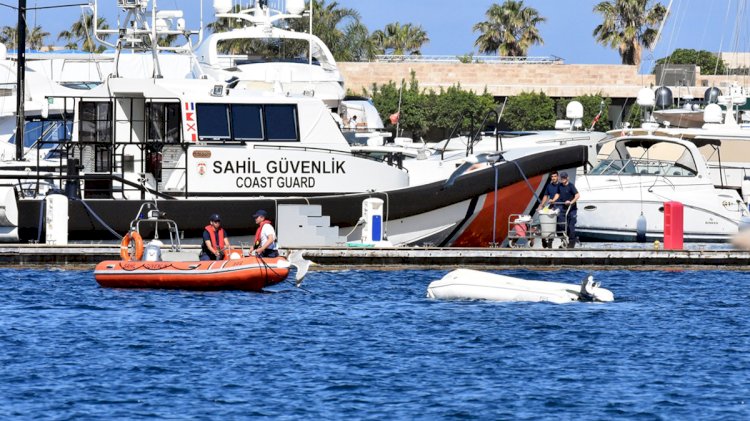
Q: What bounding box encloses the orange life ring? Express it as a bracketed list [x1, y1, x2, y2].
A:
[120, 231, 144, 261]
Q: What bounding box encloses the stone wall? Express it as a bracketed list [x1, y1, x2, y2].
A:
[339, 62, 735, 99]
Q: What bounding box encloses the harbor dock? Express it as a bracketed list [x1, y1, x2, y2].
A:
[1, 244, 748, 269]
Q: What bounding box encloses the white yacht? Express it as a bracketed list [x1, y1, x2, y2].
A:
[576, 133, 747, 242]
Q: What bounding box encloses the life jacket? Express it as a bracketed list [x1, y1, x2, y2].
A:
[254, 220, 272, 248]
[205, 224, 226, 252]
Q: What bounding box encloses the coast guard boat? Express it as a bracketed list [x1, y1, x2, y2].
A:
[0, 0, 589, 246]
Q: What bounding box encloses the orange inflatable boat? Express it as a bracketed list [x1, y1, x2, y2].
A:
[95, 208, 310, 292]
[94, 255, 291, 291]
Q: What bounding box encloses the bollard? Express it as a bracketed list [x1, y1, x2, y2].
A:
[663, 201, 683, 250]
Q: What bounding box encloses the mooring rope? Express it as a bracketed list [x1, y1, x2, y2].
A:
[75, 198, 122, 239]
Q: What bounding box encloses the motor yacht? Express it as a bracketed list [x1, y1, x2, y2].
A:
[576, 133, 747, 242]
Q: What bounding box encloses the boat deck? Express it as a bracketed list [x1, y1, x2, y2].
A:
[1, 244, 748, 269]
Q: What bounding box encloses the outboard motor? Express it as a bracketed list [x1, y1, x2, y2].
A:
[578, 275, 599, 302]
[655, 86, 673, 110]
[144, 240, 163, 261]
[704, 87, 722, 105]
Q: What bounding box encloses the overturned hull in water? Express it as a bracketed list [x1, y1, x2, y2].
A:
[427, 269, 614, 303]
[10, 145, 588, 247]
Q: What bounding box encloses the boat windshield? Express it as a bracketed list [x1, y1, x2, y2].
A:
[591, 140, 698, 176]
[10, 117, 73, 149]
[216, 38, 331, 69]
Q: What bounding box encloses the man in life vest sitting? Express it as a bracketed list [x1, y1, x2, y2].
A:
[252, 209, 278, 258]
[200, 214, 230, 260]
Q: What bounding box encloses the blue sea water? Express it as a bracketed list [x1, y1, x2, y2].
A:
[0, 268, 749, 420]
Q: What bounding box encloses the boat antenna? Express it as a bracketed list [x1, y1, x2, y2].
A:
[308, 0, 313, 90]
[396, 79, 404, 136]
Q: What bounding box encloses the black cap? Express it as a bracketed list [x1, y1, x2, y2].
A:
[560, 172, 569, 179]
[210, 213, 221, 222]
[253, 209, 268, 218]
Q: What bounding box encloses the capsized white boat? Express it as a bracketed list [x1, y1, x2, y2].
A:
[426, 269, 614, 303]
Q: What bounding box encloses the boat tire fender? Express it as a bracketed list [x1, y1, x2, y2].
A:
[121, 231, 144, 261]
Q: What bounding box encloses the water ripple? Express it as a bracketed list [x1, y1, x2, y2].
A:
[0, 268, 749, 419]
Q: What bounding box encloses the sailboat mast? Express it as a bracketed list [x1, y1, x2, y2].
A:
[15, 0, 27, 161]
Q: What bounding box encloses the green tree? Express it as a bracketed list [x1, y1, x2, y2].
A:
[654, 48, 727, 75]
[57, 12, 110, 53]
[368, 74, 432, 138]
[290, 0, 367, 61]
[366, 74, 498, 140]
[336, 21, 377, 61]
[500, 91, 556, 131]
[206, 4, 248, 54]
[0, 26, 16, 49]
[473, 0, 545, 56]
[0, 25, 50, 50]
[559, 94, 612, 132]
[371, 22, 430, 56]
[593, 0, 668, 66]
[430, 85, 496, 137]
[27, 26, 50, 50]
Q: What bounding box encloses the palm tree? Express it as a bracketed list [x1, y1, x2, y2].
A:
[206, 4, 248, 54]
[27, 26, 50, 50]
[371, 22, 429, 56]
[0, 25, 49, 50]
[473, 0, 545, 56]
[593, 0, 668, 66]
[58, 12, 110, 53]
[0, 26, 18, 49]
[337, 21, 377, 61]
[290, 0, 362, 61]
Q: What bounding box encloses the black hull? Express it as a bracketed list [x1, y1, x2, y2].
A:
[17, 146, 588, 242]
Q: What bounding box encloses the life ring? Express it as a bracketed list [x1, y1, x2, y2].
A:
[120, 231, 144, 261]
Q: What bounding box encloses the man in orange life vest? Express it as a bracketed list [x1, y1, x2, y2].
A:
[200, 214, 230, 261]
[252, 209, 278, 258]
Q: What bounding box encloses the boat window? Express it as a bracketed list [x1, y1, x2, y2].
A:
[265, 104, 298, 142]
[147, 102, 181, 143]
[196, 104, 231, 140]
[95, 145, 111, 172]
[79, 101, 112, 143]
[231, 104, 263, 141]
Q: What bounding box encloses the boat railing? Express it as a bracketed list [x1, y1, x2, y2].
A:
[440, 112, 472, 160]
[129, 214, 182, 253]
[374, 55, 564, 64]
[0, 173, 177, 200]
[469, 110, 500, 155]
[252, 143, 409, 172]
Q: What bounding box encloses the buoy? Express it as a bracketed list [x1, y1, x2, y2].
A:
[120, 231, 144, 261]
[636, 213, 647, 242]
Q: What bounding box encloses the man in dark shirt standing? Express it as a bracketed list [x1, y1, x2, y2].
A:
[538, 171, 560, 248]
[555, 172, 580, 248]
[538, 171, 560, 211]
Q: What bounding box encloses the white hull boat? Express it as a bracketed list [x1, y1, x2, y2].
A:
[577, 134, 748, 242]
[427, 269, 614, 303]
